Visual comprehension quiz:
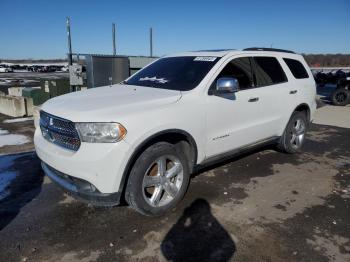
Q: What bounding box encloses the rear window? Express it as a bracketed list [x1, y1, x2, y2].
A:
[283, 58, 309, 79]
[252, 57, 287, 86]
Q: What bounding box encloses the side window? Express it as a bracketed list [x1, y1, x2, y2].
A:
[283, 58, 309, 79]
[212, 57, 254, 90]
[252, 57, 287, 87]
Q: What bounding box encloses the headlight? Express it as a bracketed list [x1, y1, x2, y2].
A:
[75, 123, 127, 143]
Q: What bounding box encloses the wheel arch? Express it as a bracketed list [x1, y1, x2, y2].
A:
[294, 103, 311, 122]
[118, 129, 198, 194]
[280, 103, 311, 136]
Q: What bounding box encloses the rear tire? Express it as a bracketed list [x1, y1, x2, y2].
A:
[125, 142, 190, 216]
[278, 111, 308, 154]
[331, 88, 350, 106]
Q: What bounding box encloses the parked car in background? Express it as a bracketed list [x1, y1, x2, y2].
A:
[35, 48, 317, 216]
[27, 65, 43, 72]
[331, 74, 350, 106]
[10, 64, 21, 70]
[314, 71, 328, 86]
[0, 66, 13, 73]
[27, 65, 66, 73]
[41, 66, 57, 72]
[60, 65, 69, 72]
[315, 69, 350, 106]
[314, 70, 338, 86]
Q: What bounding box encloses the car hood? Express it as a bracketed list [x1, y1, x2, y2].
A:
[41, 84, 182, 122]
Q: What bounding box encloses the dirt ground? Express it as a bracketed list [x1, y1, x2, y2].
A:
[0, 102, 349, 262]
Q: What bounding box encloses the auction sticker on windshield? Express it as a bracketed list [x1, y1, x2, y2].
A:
[193, 57, 217, 62]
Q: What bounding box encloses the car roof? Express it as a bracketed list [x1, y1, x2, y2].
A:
[166, 49, 238, 58]
[165, 48, 299, 58]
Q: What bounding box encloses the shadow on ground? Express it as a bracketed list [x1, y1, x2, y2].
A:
[0, 152, 44, 230]
[161, 199, 236, 261]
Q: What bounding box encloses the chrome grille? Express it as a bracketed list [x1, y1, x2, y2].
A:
[40, 111, 81, 151]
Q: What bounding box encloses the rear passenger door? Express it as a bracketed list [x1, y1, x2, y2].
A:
[205, 56, 288, 158]
[250, 56, 293, 135]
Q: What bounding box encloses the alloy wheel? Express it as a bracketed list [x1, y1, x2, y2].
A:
[142, 155, 184, 207]
[290, 118, 306, 150]
[335, 92, 347, 103]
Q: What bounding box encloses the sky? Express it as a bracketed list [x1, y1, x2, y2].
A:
[0, 0, 349, 59]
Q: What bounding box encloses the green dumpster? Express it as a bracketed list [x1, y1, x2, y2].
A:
[22, 87, 50, 106]
[40, 79, 70, 98]
[53, 79, 70, 96]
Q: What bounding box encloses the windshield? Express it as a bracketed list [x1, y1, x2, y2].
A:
[124, 56, 219, 91]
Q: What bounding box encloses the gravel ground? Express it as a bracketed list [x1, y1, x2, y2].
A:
[0, 103, 349, 262]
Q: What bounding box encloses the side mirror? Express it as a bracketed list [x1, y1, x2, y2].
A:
[212, 77, 240, 95]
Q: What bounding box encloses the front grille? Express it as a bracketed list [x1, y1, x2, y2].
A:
[40, 111, 81, 151]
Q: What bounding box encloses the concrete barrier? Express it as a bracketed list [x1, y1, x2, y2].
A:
[25, 97, 34, 116]
[8, 87, 24, 97]
[0, 94, 26, 117]
[33, 105, 41, 129]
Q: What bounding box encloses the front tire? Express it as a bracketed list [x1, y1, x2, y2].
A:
[125, 142, 190, 216]
[278, 111, 307, 154]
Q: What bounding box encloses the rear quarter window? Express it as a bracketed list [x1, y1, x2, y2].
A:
[283, 58, 309, 79]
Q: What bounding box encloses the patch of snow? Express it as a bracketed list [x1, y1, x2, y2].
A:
[1, 62, 67, 66]
[0, 129, 9, 135]
[0, 134, 29, 147]
[21, 80, 38, 84]
[3, 117, 33, 123]
[0, 129, 30, 147]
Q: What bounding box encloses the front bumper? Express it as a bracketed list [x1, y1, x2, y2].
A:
[35, 128, 132, 194]
[42, 162, 121, 206]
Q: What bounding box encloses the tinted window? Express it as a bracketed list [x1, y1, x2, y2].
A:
[124, 56, 219, 91]
[283, 58, 309, 79]
[253, 57, 287, 86]
[214, 57, 253, 89]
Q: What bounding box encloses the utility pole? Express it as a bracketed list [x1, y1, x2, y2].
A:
[112, 23, 116, 55]
[66, 17, 73, 65]
[150, 27, 153, 57]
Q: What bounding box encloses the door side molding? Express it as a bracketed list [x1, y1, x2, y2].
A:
[195, 136, 280, 171]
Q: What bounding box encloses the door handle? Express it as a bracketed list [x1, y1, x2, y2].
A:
[248, 97, 259, 102]
[289, 90, 297, 94]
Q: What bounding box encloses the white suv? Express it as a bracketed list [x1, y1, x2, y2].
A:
[34, 48, 317, 215]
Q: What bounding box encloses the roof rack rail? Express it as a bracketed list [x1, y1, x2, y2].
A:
[243, 47, 295, 54]
[192, 49, 236, 52]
